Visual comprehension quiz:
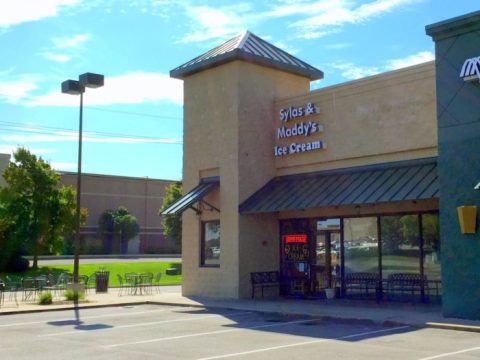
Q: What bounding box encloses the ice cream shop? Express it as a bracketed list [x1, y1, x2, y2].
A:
[163, 11, 480, 320]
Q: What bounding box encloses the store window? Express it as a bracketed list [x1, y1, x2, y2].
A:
[343, 217, 378, 274]
[422, 213, 441, 279]
[381, 215, 420, 277]
[201, 220, 220, 267]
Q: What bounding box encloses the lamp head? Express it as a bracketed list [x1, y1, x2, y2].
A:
[61, 80, 83, 95]
[79, 72, 104, 88]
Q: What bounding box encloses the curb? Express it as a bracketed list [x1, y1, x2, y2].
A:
[425, 322, 480, 333]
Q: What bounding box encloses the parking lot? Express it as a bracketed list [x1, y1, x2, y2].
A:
[0, 304, 479, 360]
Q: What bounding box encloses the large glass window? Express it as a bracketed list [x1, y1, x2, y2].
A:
[343, 217, 378, 274]
[381, 215, 420, 277]
[422, 213, 441, 281]
[201, 220, 220, 267]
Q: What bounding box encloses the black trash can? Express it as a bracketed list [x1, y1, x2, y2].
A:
[95, 271, 110, 293]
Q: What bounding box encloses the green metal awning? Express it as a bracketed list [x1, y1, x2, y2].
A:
[161, 178, 219, 216]
[239, 158, 438, 214]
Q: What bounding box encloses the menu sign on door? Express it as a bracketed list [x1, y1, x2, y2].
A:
[283, 234, 310, 261]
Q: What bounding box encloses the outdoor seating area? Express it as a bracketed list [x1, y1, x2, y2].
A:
[0, 268, 173, 307]
[0, 272, 94, 305]
[117, 272, 162, 296]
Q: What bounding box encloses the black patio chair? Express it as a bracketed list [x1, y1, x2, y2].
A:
[116, 274, 132, 296]
[153, 272, 162, 294]
[21, 277, 37, 301]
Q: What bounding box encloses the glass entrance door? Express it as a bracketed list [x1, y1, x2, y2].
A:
[315, 231, 340, 289]
[313, 219, 341, 295]
[280, 219, 313, 296]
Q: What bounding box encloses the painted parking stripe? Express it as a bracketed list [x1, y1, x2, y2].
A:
[195, 326, 410, 360]
[0, 306, 198, 328]
[417, 346, 480, 360]
[38, 311, 254, 337]
[104, 318, 321, 348]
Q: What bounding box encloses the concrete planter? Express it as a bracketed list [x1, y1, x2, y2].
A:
[325, 288, 335, 299]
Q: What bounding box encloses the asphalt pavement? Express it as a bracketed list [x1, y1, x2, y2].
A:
[1, 304, 479, 360]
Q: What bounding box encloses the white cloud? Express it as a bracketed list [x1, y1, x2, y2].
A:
[0, 0, 80, 28]
[331, 50, 435, 80]
[51, 161, 78, 171]
[0, 144, 55, 156]
[266, 0, 344, 18]
[330, 62, 381, 80]
[0, 145, 15, 155]
[266, 0, 423, 39]
[26, 72, 183, 107]
[326, 43, 350, 50]
[41, 34, 90, 63]
[385, 51, 435, 70]
[177, 0, 424, 45]
[0, 75, 40, 103]
[52, 34, 90, 49]
[42, 52, 71, 63]
[181, 3, 257, 43]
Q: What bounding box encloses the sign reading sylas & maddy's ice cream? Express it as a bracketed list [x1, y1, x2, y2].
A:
[274, 102, 326, 157]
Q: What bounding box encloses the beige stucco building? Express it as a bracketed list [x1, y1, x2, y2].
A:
[164, 31, 439, 300]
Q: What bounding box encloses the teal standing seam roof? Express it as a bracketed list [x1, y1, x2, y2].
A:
[239, 158, 438, 214]
[161, 178, 219, 216]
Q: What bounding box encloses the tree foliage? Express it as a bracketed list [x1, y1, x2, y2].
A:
[98, 206, 139, 254]
[159, 182, 182, 248]
[0, 148, 80, 269]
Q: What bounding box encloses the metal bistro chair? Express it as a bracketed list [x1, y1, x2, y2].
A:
[139, 273, 154, 295]
[78, 275, 89, 294]
[124, 273, 137, 295]
[87, 273, 97, 293]
[5, 275, 20, 302]
[116, 274, 132, 296]
[42, 273, 63, 299]
[153, 272, 162, 294]
[34, 275, 48, 292]
[21, 277, 37, 301]
[52, 273, 72, 298]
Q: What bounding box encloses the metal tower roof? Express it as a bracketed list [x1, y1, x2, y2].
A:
[170, 31, 324, 80]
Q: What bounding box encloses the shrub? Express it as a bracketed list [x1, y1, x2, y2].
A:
[85, 243, 103, 255]
[6, 255, 30, 272]
[61, 237, 74, 255]
[64, 288, 85, 301]
[38, 292, 53, 305]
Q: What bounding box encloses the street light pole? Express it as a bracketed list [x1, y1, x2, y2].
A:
[73, 89, 83, 287]
[62, 73, 104, 298]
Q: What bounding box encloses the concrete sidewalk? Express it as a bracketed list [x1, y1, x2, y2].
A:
[1, 286, 480, 333]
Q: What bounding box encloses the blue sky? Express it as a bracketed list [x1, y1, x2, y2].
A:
[0, 1, 478, 181]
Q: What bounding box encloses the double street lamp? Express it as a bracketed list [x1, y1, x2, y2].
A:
[61, 73, 104, 295]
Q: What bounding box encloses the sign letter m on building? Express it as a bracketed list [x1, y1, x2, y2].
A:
[460, 56, 480, 82]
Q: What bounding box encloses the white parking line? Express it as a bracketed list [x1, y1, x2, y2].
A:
[104, 318, 320, 348]
[195, 326, 410, 360]
[0, 306, 196, 328]
[38, 311, 254, 337]
[417, 346, 480, 360]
